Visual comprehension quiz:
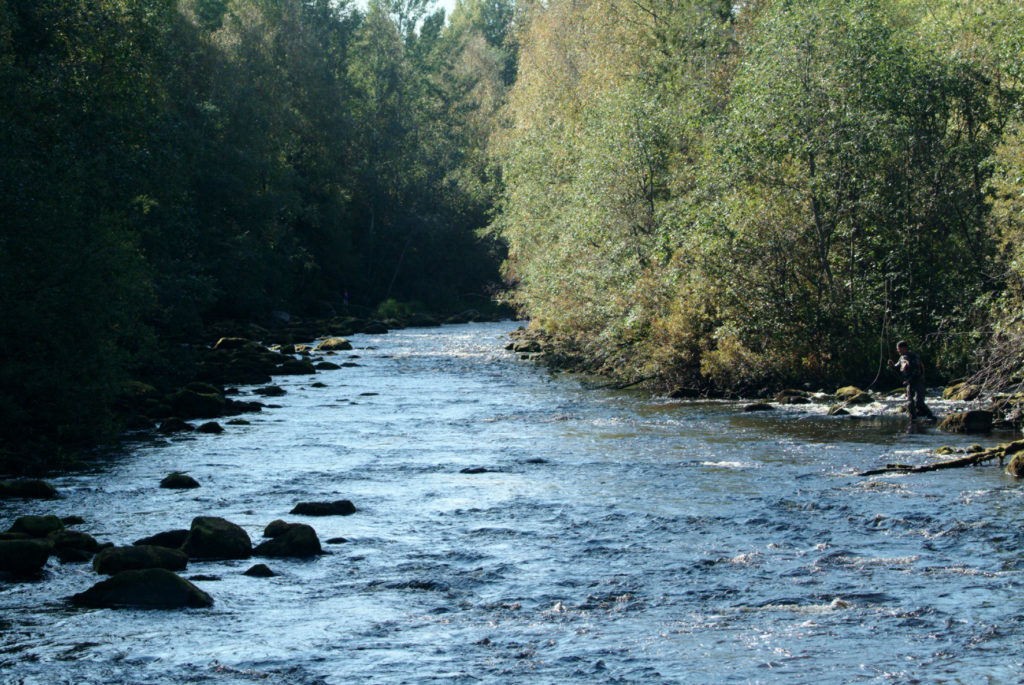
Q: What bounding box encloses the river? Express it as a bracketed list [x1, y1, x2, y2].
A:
[2, 321, 1022, 683]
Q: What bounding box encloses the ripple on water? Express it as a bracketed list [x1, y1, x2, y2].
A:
[3, 322, 1023, 682]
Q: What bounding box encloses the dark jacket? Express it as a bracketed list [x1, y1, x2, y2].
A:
[896, 350, 924, 384]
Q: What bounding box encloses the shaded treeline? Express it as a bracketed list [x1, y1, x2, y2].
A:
[0, 0, 516, 468]
[491, 0, 1024, 396]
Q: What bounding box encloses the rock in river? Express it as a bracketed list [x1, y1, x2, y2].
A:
[938, 410, 993, 434]
[0, 539, 52, 576]
[160, 472, 200, 489]
[181, 516, 252, 559]
[93, 545, 188, 575]
[134, 529, 189, 549]
[254, 523, 322, 558]
[8, 514, 64, 537]
[0, 479, 57, 499]
[71, 568, 213, 609]
[316, 337, 353, 352]
[290, 500, 356, 516]
[244, 563, 277, 578]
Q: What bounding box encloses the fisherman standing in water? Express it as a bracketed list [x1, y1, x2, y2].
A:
[888, 340, 935, 421]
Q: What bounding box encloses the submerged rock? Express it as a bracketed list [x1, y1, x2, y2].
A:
[134, 529, 190, 549]
[290, 500, 356, 516]
[243, 563, 277, 577]
[0, 539, 52, 575]
[743, 402, 774, 412]
[160, 472, 200, 489]
[71, 568, 213, 609]
[253, 523, 321, 558]
[181, 516, 252, 559]
[0, 479, 57, 499]
[93, 545, 188, 575]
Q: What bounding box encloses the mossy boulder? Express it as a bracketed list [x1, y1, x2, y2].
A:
[275, 358, 317, 375]
[938, 410, 993, 434]
[160, 472, 200, 489]
[8, 514, 64, 537]
[169, 388, 227, 419]
[159, 418, 194, 434]
[48, 529, 101, 557]
[0, 479, 57, 499]
[134, 529, 189, 549]
[290, 500, 356, 516]
[181, 516, 252, 560]
[71, 568, 213, 609]
[212, 337, 260, 351]
[93, 545, 188, 575]
[0, 539, 52, 575]
[942, 382, 981, 402]
[254, 523, 321, 558]
[317, 337, 353, 352]
[196, 422, 223, 434]
[1006, 454, 1024, 478]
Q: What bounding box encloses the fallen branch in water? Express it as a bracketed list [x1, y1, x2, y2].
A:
[857, 451, 1002, 476]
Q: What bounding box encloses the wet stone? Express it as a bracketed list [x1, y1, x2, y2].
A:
[290, 500, 356, 516]
[160, 472, 200, 489]
[71, 568, 213, 609]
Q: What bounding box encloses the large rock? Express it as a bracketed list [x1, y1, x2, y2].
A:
[168, 388, 227, 419]
[1007, 453, 1024, 478]
[181, 516, 252, 559]
[290, 500, 356, 516]
[71, 568, 213, 609]
[275, 358, 317, 375]
[0, 479, 57, 499]
[317, 337, 353, 352]
[48, 530, 101, 556]
[254, 523, 321, 558]
[942, 382, 980, 402]
[160, 472, 200, 489]
[938, 410, 993, 434]
[0, 539, 52, 575]
[93, 545, 188, 575]
[8, 514, 64, 537]
[134, 529, 189, 549]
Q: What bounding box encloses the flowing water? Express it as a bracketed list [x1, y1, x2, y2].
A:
[2, 321, 1023, 684]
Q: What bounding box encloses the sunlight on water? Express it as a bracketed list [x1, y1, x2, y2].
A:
[2, 322, 1022, 683]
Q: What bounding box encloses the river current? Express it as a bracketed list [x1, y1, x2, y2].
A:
[2, 321, 1022, 683]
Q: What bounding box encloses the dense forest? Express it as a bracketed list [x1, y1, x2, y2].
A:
[493, 0, 1024, 397]
[2, 0, 1023, 471]
[0, 0, 516, 469]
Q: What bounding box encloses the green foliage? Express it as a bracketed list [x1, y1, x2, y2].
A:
[0, 0, 510, 471]
[493, 0, 1013, 391]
